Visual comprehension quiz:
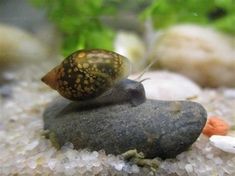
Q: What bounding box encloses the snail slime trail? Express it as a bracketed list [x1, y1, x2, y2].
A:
[41, 49, 131, 101]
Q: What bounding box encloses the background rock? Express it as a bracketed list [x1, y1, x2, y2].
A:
[130, 71, 201, 100]
[0, 0, 60, 52]
[0, 0, 61, 84]
[114, 31, 146, 72]
[0, 23, 62, 88]
[150, 24, 235, 87]
[0, 24, 49, 65]
[44, 98, 207, 159]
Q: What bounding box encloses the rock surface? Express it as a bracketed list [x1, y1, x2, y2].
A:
[44, 98, 207, 159]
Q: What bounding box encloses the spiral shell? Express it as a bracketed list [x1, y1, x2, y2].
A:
[41, 49, 131, 101]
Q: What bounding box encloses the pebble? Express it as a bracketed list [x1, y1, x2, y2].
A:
[210, 135, 235, 154]
[223, 89, 235, 99]
[202, 116, 230, 137]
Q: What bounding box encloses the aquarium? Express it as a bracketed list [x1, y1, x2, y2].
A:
[1, 0, 235, 175]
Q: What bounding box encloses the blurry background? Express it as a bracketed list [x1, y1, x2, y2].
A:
[1, 1, 235, 175]
[0, 0, 235, 87]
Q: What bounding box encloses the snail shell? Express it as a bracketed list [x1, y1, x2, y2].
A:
[41, 49, 131, 101]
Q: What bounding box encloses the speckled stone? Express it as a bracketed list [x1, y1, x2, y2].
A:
[43, 97, 207, 159]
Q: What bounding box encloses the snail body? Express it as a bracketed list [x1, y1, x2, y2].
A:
[42, 49, 131, 101]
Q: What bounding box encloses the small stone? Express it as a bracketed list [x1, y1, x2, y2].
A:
[92, 151, 99, 158]
[77, 161, 85, 168]
[28, 159, 37, 169]
[48, 159, 57, 170]
[113, 160, 125, 171]
[210, 135, 235, 154]
[25, 140, 39, 151]
[214, 157, 223, 165]
[129, 164, 140, 173]
[185, 164, 193, 173]
[223, 89, 235, 99]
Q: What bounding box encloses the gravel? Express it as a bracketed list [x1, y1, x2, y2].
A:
[1, 63, 235, 176]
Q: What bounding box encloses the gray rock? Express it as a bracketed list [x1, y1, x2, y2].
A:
[43, 98, 207, 159]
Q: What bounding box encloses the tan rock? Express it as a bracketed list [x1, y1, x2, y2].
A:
[0, 24, 51, 67]
[150, 24, 235, 87]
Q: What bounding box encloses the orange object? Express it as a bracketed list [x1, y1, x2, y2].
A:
[202, 116, 230, 137]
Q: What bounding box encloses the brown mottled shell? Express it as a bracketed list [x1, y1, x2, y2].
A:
[41, 49, 131, 101]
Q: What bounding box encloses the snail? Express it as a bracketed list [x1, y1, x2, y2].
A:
[41, 49, 146, 105]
